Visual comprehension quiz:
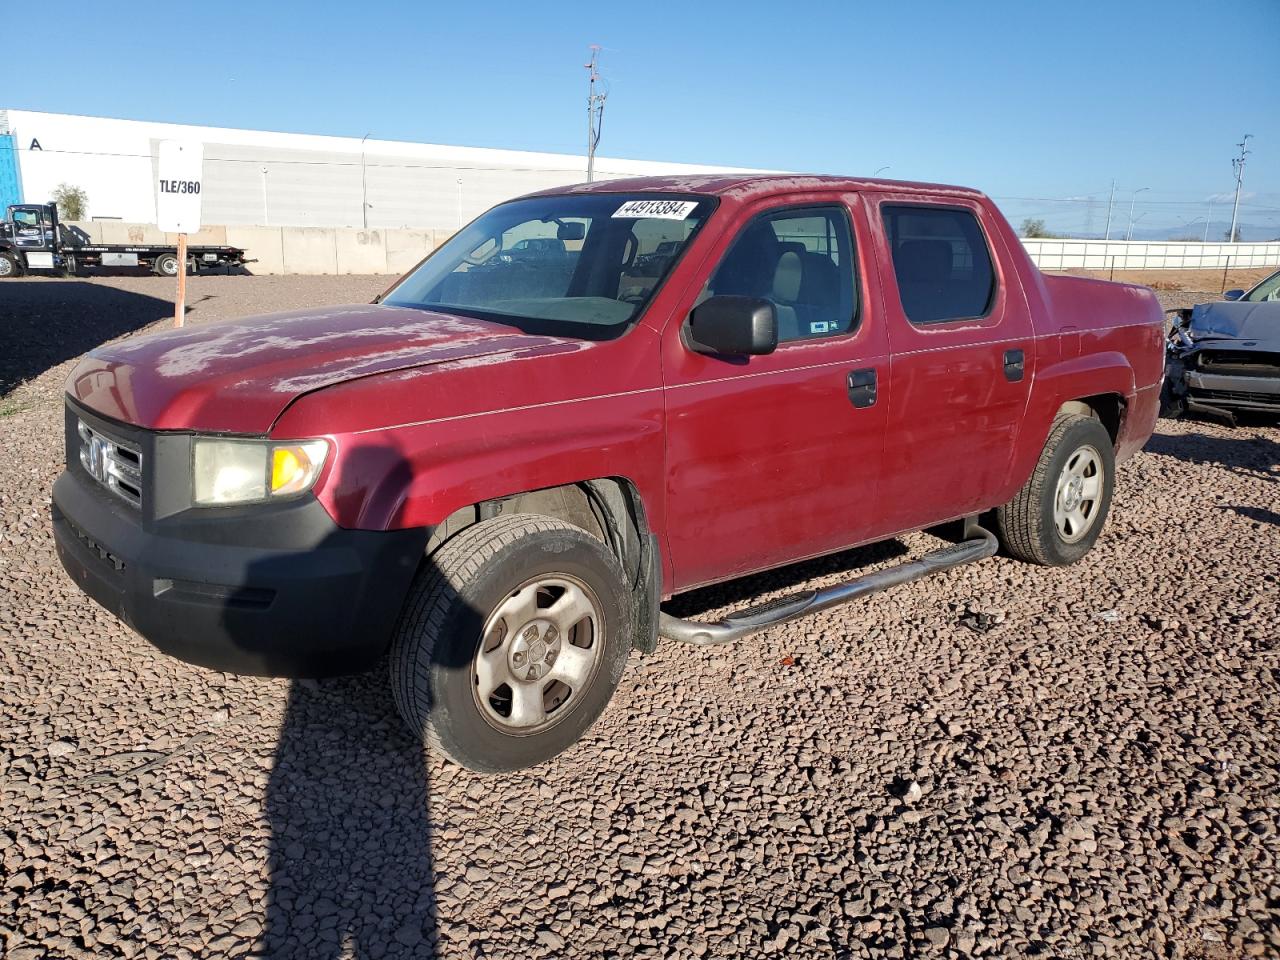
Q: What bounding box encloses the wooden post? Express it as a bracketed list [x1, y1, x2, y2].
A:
[174, 233, 188, 327]
[1221, 255, 1231, 293]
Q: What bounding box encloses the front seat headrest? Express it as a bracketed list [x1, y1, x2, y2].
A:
[772, 251, 803, 302]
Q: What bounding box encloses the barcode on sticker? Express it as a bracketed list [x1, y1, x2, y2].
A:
[612, 199, 699, 220]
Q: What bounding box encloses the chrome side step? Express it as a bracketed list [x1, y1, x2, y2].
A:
[659, 524, 999, 646]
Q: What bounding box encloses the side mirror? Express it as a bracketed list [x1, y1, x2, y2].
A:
[1223, 289, 1245, 301]
[686, 295, 778, 356]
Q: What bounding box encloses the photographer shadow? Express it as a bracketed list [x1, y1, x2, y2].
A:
[262, 671, 439, 958]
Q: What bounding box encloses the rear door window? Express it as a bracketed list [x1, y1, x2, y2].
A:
[882, 205, 996, 325]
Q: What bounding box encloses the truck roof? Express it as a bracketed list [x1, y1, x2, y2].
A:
[525, 173, 988, 203]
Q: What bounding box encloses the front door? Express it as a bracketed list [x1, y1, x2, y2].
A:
[8, 205, 56, 269]
[661, 194, 889, 592]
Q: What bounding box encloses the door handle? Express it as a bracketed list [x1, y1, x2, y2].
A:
[847, 368, 877, 408]
[1003, 349, 1025, 383]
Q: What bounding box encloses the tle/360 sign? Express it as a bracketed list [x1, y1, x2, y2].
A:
[156, 140, 205, 233]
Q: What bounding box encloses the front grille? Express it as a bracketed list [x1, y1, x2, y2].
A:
[77, 420, 144, 508]
[1195, 351, 1280, 378]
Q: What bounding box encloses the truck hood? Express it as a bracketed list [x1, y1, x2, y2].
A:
[1187, 300, 1280, 346]
[66, 303, 575, 433]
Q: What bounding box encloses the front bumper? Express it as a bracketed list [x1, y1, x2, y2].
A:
[51, 439, 428, 678]
[1183, 370, 1280, 412]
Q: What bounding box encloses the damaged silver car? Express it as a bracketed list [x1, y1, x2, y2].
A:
[1162, 268, 1280, 421]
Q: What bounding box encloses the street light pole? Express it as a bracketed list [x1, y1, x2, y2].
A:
[1204, 198, 1213, 242]
[260, 166, 269, 227]
[1125, 187, 1149, 241]
[874, 165, 890, 176]
[360, 133, 371, 230]
[1103, 179, 1116, 240]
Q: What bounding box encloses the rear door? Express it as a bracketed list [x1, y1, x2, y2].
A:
[660, 193, 890, 591]
[866, 195, 1034, 533]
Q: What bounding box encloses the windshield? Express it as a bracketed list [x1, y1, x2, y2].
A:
[1243, 269, 1280, 303]
[382, 193, 715, 337]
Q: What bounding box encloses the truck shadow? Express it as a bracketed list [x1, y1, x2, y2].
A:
[1144, 430, 1279, 484]
[1225, 504, 1280, 528]
[0, 280, 175, 395]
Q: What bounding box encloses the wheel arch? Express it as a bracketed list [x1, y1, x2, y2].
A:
[1056, 393, 1125, 444]
[424, 476, 662, 653]
[1002, 352, 1135, 500]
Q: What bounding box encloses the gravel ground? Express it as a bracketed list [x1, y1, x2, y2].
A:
[1, 275, 1278, 960]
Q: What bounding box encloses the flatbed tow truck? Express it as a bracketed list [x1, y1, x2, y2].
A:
[0, 203, 250, 278]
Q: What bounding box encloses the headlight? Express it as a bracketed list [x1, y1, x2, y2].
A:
[192, 438, 329, 506]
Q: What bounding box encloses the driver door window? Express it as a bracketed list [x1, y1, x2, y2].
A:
[705, 207, 857, 342]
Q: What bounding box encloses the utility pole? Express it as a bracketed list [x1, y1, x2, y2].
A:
[1103, 179, 1115, 240]
[1204, 198, 1213, 243]
[1228, 134, 1252, 243]
[585, 45, 607, 182]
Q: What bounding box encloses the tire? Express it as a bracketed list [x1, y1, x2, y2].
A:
[390, 514, 633, 773]
[153, 253, 179, 276]
[0, 251, 21, 278]
[1158, 379, 1185, 419]
[996, 414, 1115, 566]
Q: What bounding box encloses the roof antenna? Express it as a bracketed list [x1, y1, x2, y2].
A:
[585, 45, 607, 183]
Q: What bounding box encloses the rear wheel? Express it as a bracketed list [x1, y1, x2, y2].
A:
[996, 414, 1115, 566]
[0, 251, 21, 278]
[153, 253, 179, 276]
[390, 514, 632, 772]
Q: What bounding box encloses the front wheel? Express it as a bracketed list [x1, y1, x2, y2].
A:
[0, 251, 21, 278]
[996, 414, 1115, 566]
[390, 514, 633, 773]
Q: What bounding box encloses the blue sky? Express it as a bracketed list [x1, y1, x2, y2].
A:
[8, 0, 1278, 238]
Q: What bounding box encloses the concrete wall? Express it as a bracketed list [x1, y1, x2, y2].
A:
[1021, 238, 1280, 271]
[68, 219, 449, 275]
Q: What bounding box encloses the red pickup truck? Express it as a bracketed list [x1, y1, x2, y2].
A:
[52, 175, 1164, 771]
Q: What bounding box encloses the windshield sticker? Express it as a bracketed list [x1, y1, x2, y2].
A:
[612, 199, 699, 220]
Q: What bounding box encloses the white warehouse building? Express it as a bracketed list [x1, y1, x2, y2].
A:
[0, 109, 758, 229]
